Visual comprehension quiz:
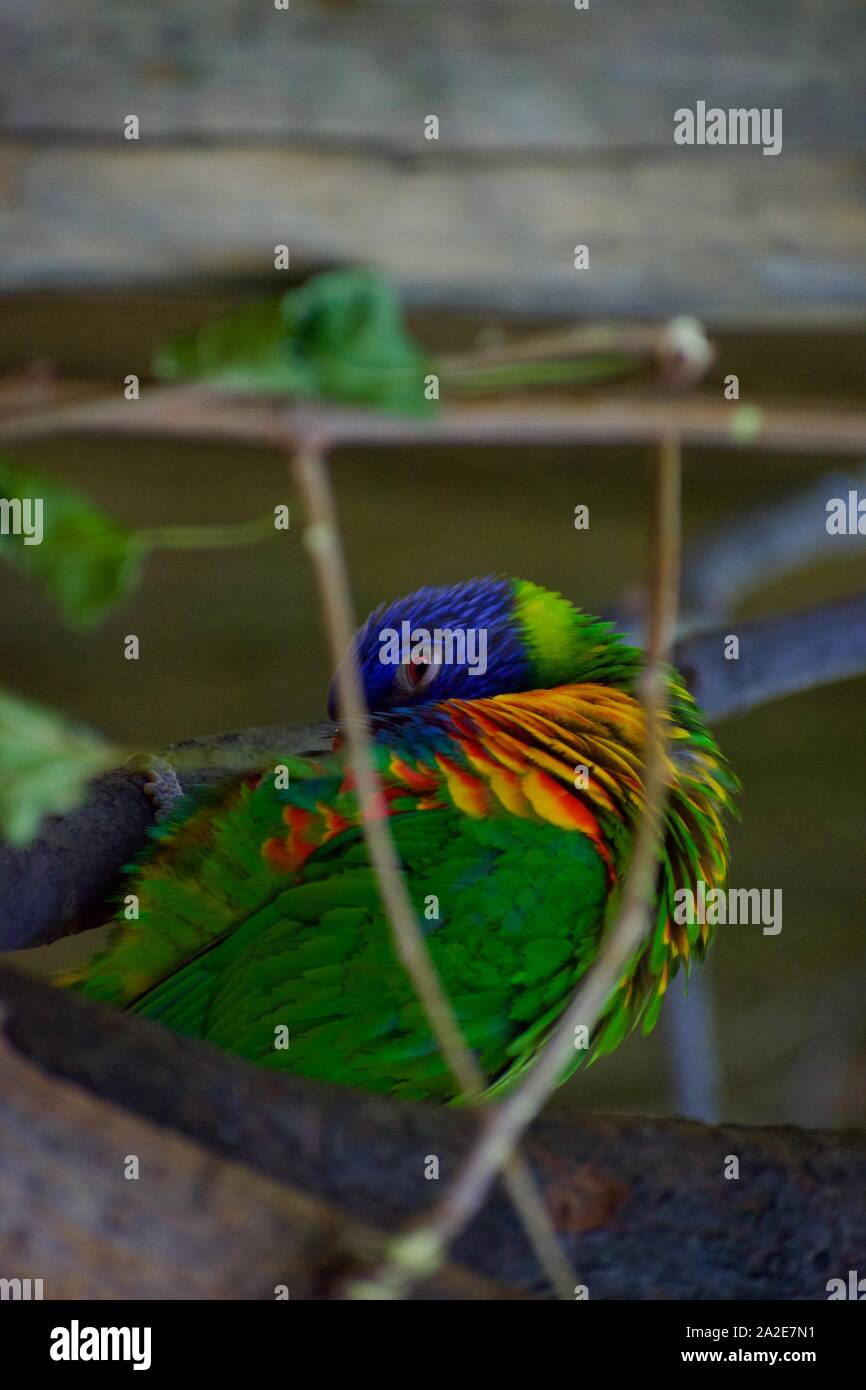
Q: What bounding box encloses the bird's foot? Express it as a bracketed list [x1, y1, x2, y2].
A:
[127, 754, 185, 823]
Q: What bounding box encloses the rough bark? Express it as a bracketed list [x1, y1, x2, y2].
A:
[1, 966, 863, 1300]
[0, 1025, 522, 1300]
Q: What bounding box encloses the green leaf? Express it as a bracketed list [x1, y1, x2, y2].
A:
[0, 687, 119, 846]
[153, 297, 289, 392]
[0, 458, 142, 627]
[153, 269, 437, 416]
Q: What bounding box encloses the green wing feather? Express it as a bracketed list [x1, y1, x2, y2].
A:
[62, 670, 735, 1104]
[66, 757, 610, 1102]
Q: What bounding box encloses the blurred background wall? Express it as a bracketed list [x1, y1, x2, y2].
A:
[2, 0, 866, 321]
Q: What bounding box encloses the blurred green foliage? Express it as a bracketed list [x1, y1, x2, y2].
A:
[153, 269, 437, 416]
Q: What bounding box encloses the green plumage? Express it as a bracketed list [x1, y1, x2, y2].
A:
[77, 763, 609, 1102]
[62, 576, 736, 1103]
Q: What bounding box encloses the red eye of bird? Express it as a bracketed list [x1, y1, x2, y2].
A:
[394, 658, 438, 698]
[407, 661, 428, 686]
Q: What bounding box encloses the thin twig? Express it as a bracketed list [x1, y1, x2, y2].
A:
[378, 434, 682, 1282]
[135, 512, 279, 552]
[1, 382, 865, 455]
[289, 438, 575, 1300]
[441, 316, 713, 391]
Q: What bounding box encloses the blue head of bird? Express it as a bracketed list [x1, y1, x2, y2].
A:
[327, 576, 637, 718]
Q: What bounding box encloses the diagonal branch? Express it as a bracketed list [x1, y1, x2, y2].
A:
[288, 438, 575, 1300]
[675, 589, 866, 720]
[356, 436, 682, 1297]
[679, 462, 866, 630]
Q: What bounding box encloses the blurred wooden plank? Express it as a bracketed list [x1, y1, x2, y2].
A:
[2, 142, 865, 319]
[3, 0, 864, 152]
[1, 1, 864, 317]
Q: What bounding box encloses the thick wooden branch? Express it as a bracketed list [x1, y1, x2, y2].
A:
[1, 966, 863, 1301]
[0, 1021, 520, 1300]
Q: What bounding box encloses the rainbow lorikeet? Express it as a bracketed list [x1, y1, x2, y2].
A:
[62, 577, 737, 1102]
